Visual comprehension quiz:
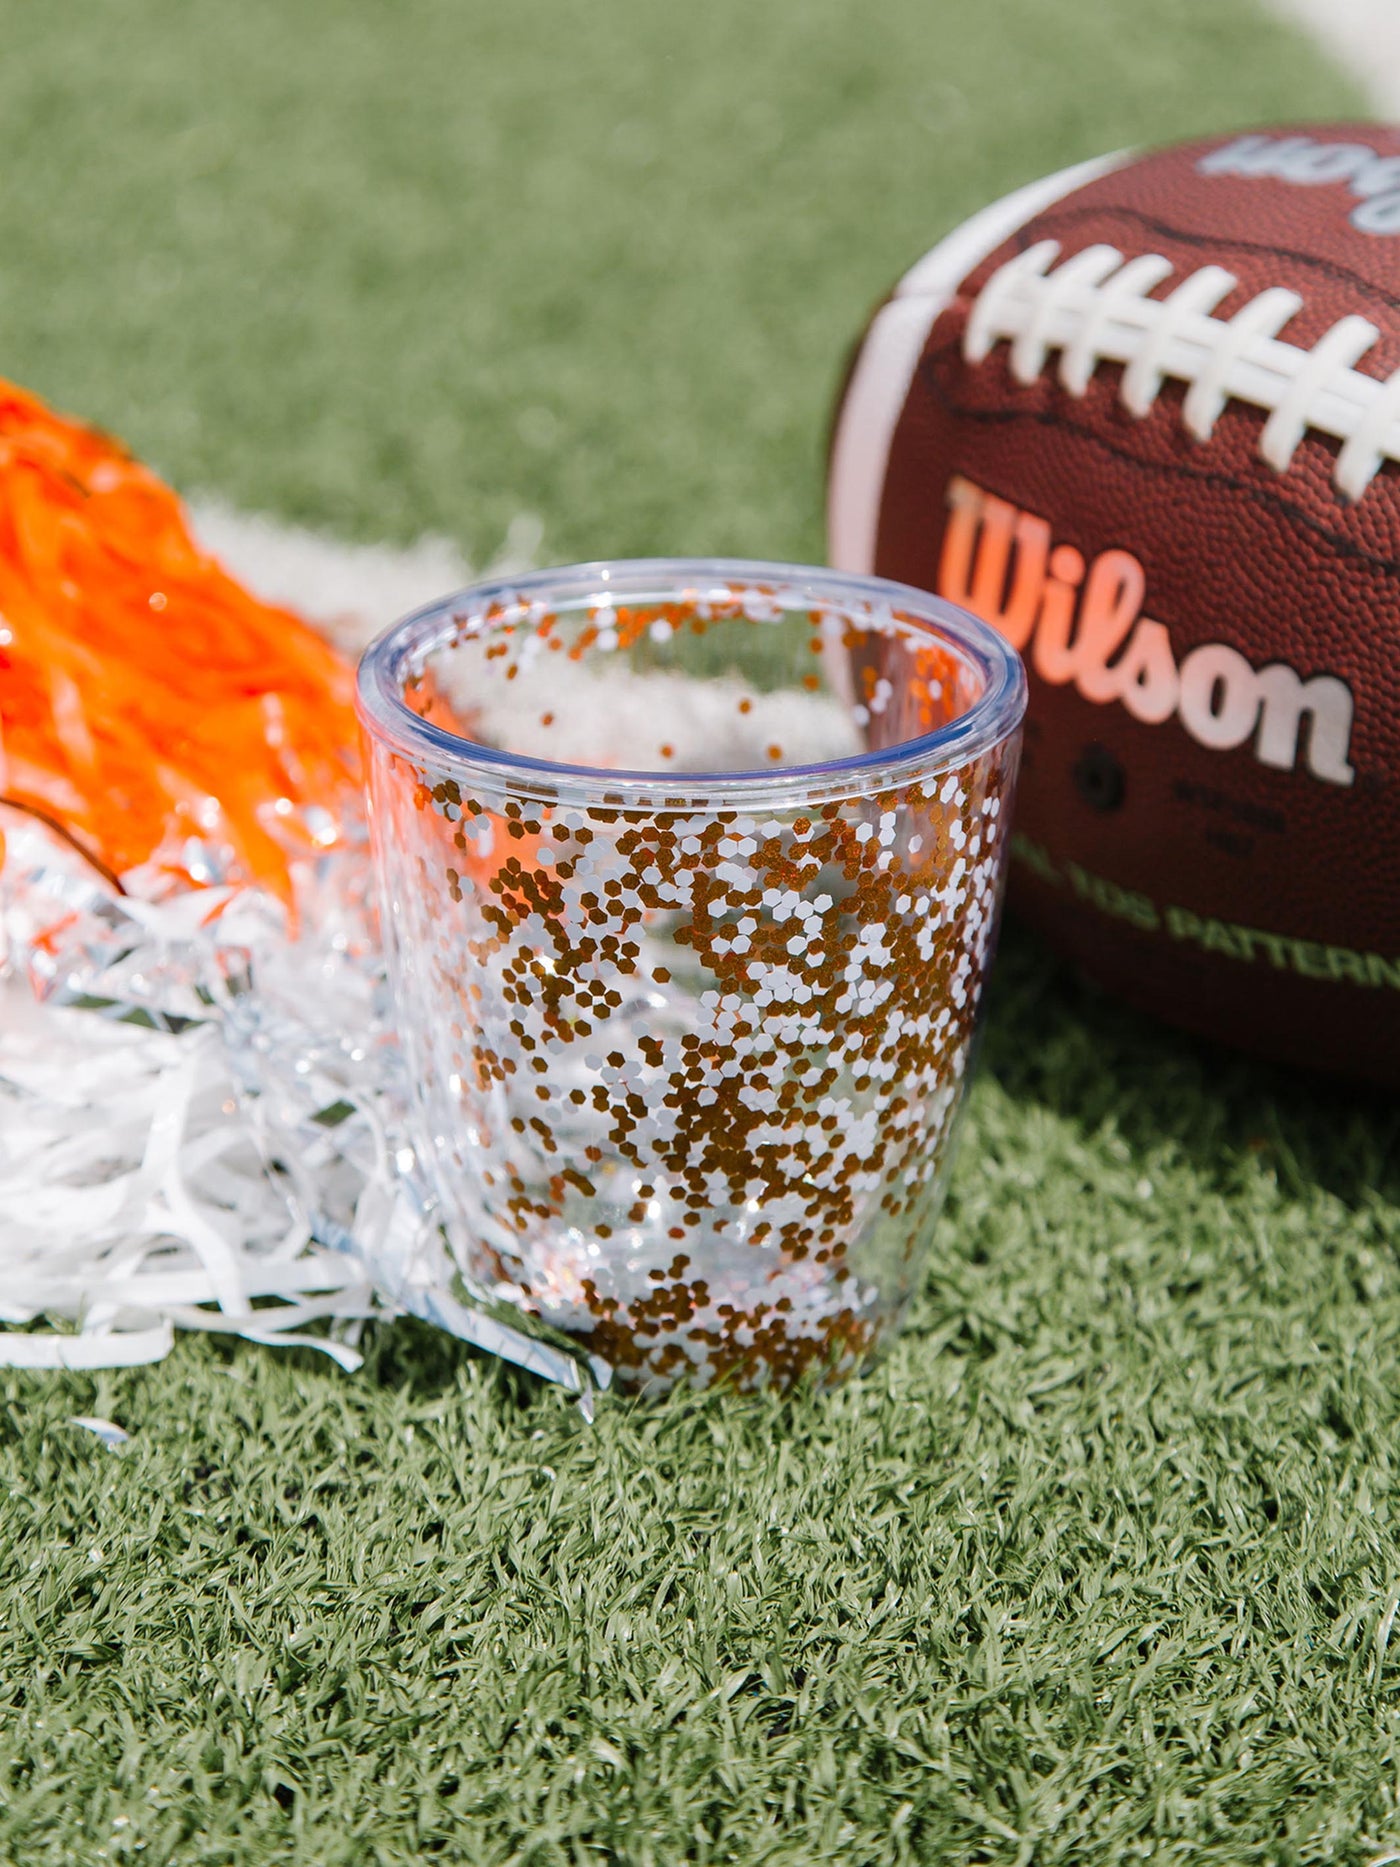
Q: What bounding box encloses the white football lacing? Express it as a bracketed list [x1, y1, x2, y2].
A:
[964, 239, 1400, 500]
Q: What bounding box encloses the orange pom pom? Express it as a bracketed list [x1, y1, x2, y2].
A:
[0, 381, 360, 905]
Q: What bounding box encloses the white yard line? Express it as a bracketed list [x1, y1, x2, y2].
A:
[187, 498, 543, 656]
[1263, 0, 1400, 116]
[188, 500, 857, 769]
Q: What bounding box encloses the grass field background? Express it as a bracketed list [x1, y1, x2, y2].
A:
[4, 1, 1400, 1861]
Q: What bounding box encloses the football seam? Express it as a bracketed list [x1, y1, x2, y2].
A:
[919, 331, 1400, 581]
[964, 239, 1400, 499]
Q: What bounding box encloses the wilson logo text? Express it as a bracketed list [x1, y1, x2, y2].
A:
[938, 476, 1355, 785]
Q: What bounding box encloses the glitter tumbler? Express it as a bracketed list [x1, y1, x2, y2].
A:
[357, 561, 1026, 1391]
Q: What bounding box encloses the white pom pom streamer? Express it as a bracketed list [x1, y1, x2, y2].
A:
[0, 808, 605, 1406]
[0, 832, 377, 1371]
[0, 993, 374, 1371]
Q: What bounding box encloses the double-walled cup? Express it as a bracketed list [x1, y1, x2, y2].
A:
[357, 559, 1025, 1391]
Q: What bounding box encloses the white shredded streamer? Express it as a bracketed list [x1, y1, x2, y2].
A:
[67, 1416, 131, 1448]
[0, 808, 601, 1402]
[0, 865, 376, 1372]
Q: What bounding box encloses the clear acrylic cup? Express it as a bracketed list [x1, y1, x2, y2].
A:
[357, 560, 1025, 1392]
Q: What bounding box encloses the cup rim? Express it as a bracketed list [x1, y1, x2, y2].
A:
[355, 557, 1026, 803]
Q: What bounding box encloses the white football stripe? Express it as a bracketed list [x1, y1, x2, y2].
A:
[826, 153, 1125, 576]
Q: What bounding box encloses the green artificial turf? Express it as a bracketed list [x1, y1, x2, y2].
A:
[3, 1, 1397, 1862]
[7, 948, 1400, 1865]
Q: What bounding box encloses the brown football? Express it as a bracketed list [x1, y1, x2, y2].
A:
[828, 125, 1400, 1086]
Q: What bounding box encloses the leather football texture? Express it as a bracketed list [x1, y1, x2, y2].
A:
[828, 126, 1400, 1085]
